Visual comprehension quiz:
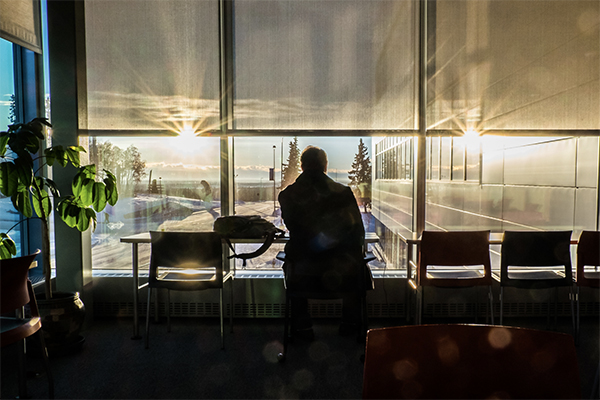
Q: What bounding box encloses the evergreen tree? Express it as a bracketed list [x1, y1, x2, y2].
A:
[281, 137, 301, 189]
[8, 94, 17, 124]
[348, 138, 372, 205]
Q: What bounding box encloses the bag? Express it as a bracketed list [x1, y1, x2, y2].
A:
[214, 215, 284, 267]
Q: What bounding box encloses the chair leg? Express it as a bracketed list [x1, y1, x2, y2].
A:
[167, 289, 171, 333]
[230, 278, 234, 333]
[220, 288, 224, 350]
[576, 286, 580, 345]
[416, 286, 423, 325]
[278, 293, 290, 362]
[569, 285, 576, 339]
[499, 287, 504, 325]
[553, 287, 559, 329]
[145, 287, 152, 349]
[17, 338, 28, 399]
[154, 288, 159, 323]
[33, 329, 54, 398]
[488, 286, 495, 325]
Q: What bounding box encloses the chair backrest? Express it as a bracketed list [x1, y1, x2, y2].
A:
[418, 230, 492, 287]
[363, 324, 581, 399]
[149, 231, 223, 287]
[0, 250, 41, 314]
[500, 230, 573, 283]
[577, 230, 600, 288]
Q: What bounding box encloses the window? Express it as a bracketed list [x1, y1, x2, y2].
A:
[232, 136, 375, 270]
[84, 0, 220, 132]
[89, 136, 220, 271]
[0, 39, 20, 256]
[233, 0, 417, 130]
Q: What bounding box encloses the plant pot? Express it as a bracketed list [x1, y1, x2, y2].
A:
[36, 291, 86, 356]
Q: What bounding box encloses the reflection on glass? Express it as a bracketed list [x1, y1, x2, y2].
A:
[89, 136, 220, 270]
[424, 135, 598, 233]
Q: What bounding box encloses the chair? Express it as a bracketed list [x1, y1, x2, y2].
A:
[412, 231, 494, 325]
[277, 251, 375, 362]
[498, 231, 575, 331]
[575, 230, 599, 341]
[1, 250, 54, 399]
[145, 231, 230, 349]
[362, 324, 580, 399]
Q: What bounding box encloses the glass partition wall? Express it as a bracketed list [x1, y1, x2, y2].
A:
[81, 0, 599, 273]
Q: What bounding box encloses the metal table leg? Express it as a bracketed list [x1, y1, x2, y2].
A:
[132, 243, 141, 340]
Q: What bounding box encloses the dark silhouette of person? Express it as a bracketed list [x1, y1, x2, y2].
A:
[278, 146, 371, 339]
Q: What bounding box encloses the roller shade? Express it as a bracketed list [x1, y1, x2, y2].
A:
[0, 0, 42, 53]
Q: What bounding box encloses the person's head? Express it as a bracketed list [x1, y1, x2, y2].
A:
[301, 146, 328, 173]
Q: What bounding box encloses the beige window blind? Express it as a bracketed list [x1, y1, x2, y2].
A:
[0, 0, 42, 53]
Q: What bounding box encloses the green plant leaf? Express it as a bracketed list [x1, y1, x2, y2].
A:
[0, 132, 9, 157]
[11, 186, 32, 218]
[20, 129, 40, 154]
[33, 117, 52, 128]
[32, 187, 52, 219]
[0, 233, 17, 259]
[44, 178, 60, 198]
[47, 146, 68, 167]
[14, 153, 34, 187]
[92, 181, 107, 212]
[66, 146, 82, 168]
[86, 208, 97, 231]
[77, 207, 90, 231]
[57, 197, 78, 228]
[72, 171, 85, 196]
[0, 161, 18, 197]
[104, 177, 119, 206]
[79, 178, 95, 206]
[44, 147, 56, 166]
[81, 164, 96, 178]
[26, 120, 45, 140]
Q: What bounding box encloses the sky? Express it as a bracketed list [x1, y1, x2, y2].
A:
[0, 39, 14, 128]
[96, 135, 371, 185]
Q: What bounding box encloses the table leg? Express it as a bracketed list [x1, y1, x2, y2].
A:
[406, 242, 413, 323]
[132, 242, 141, 340]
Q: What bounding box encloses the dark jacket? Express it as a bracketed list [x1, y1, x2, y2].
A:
[278, 171, 367, 291]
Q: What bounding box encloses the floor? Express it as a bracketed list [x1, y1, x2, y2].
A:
[1, 316, 599, 399]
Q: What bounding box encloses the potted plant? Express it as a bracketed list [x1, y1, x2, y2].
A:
[0, 117, 118, 353]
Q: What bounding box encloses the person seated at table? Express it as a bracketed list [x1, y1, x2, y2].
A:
[278, 145, 372, 339]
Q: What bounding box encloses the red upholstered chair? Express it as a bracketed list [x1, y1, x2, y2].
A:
[145, 231, 230, 349]
[412, 231, 494, 325]
[498, 231, 575, 332]
[363, 324, 580, 399]
[576, 230, 599, 340]
[1, 250, 54, 399]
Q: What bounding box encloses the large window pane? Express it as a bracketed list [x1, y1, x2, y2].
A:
[233, 136, 377, 269]
[0, 38, 20, 256]
[89, 136, 221, 270]
[234, 0, 417, 130]
[425, 135, 599, 233]
[428, 0, 600, 130]
[371, 136, 413, 270]
[84, 0, 220, 132]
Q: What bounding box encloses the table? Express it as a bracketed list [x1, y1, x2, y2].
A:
[121, 231, 380, 339]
